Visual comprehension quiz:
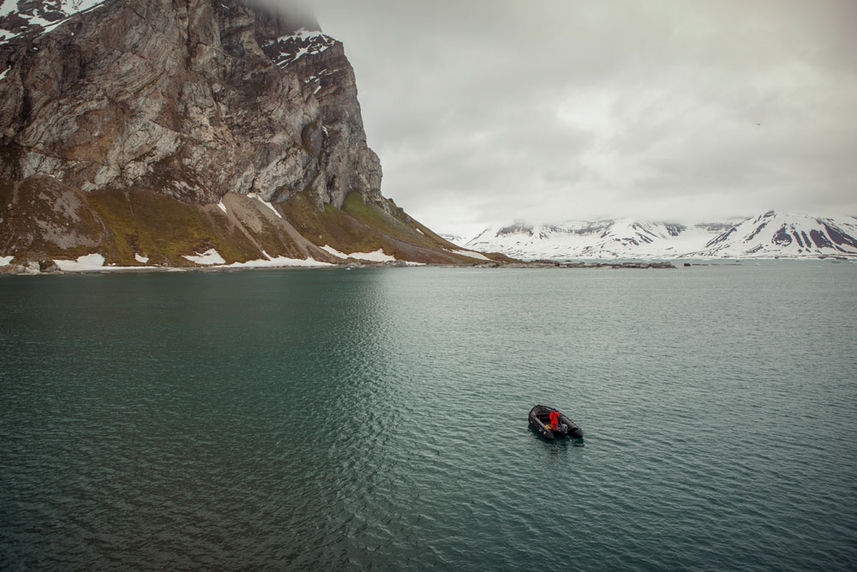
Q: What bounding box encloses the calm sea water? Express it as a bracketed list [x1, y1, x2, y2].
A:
[1, 262, 856, 570]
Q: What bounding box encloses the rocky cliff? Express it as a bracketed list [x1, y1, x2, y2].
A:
[0, 0, 490, 271]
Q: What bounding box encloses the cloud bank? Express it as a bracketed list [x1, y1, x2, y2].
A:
[309, 0, 857, 234]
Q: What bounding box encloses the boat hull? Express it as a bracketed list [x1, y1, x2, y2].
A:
[528, 405, 583, 440]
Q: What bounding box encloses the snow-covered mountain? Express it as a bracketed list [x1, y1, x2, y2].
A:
[440, 233, 472, 246]
[691, 211, 857, 259]
[464, 212, 857, 260]
[465, 219, 730, 260]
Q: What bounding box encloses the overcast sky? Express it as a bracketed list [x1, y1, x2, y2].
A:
[306, 0, 856, 236]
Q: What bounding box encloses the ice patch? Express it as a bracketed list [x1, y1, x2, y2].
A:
[292, 47, 309, 61]
[273, 29, 336, 66]
[0, 255, 13, 266]
[62, 0, 108, 13]
[223, 256, 333, 269]
[347, 249, 396, 263]
[183, 249, 226, 265]
[450, 249, 490, 261]
[1, 0, 17, 18]
[319, 246, 395, 262]
[0, 0, 108, 45]
[217, 201, 227, 214]
[247, 193, 282, 219]
[55, 253, 105, 271]
[321, 245, 347, 258]
[134, 253, 149, 264]
[0, 66, 9, 81]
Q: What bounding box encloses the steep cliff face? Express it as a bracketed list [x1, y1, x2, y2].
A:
[0, 0, 480, 269]
[0, 0, 381, 205]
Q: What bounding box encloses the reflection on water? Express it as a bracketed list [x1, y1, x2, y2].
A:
[1, 263, 856, 569]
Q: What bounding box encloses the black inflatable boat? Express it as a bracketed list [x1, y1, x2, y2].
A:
[529, 405, 583, 440]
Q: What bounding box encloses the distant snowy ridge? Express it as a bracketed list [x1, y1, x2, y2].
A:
[691, 212, 857, 259]
[465, 219, 730, 260]
[439, 233, 469, 246]
[465, 212, 857, 260]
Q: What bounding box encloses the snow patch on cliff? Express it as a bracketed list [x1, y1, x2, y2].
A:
[1, 0, 18, 18]
[223, 256, 332, 269]
[271, 28, 337, 67]
[350, 249, 396, 262]
[182, 248, 333, 268]
[320, 245, 347, 258]
[449, 248, 490, 261]
[183, 249, 226, 265]
[320, 245, 395, 262]
[0, 0, 108, 44]
[54, 253, 105, 271]
[50, 251, 330, 271]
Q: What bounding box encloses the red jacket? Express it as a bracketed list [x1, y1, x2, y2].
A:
[549, 410, 560, 430]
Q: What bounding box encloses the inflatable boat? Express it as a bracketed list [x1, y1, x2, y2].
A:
[529, 405, 583, 440]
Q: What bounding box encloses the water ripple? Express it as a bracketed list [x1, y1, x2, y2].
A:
[1, 265, 856, 569]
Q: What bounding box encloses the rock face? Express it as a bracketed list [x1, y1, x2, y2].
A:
[0, 0, 478, 269]
[1, 0, 378, 205]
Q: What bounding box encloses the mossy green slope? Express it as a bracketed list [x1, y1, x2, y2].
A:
[1, 183, 506, 268]
[281, 191, 498, 264]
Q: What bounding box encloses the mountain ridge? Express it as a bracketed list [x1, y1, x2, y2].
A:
[463, 211, 857, 261]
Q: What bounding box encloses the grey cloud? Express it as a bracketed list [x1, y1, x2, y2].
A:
[302, 0, 857, 233]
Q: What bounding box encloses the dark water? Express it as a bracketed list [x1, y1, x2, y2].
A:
[2, 263, 856, 570]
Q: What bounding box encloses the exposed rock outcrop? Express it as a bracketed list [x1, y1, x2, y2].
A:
[1, 0, 378, 205]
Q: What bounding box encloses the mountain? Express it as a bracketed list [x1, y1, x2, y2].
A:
[465, 212, 857, 260]
[465, 219, 731, 260]
[439, 233, 473, 247]
[690, 211, 857, 259]
[0, 0, 491, 271]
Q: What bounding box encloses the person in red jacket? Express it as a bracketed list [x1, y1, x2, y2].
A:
[549, 409, 560, 431]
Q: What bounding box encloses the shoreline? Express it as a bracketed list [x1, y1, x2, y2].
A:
[1, 256, 853, 276]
